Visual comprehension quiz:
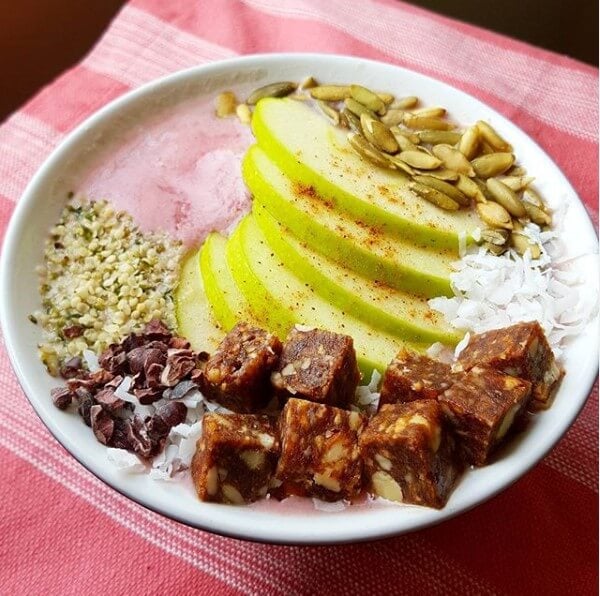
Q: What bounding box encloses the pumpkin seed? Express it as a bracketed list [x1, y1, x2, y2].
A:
[523, 202, 552, 226]
[404, 114, 454, 130]
[412, 106, 447, 118]
[235, 103, 252, 124]
[410, 182, 460, 211]
[457, 125, 480, 159]
[347, 132, 393, 168]
[377, 92, 395, 105]
[344, 97, 379, 120]
[476, 201, 513, 229]
[387, 155, 415, 176]
[426, 168, 459, 181]
[497, 175, 535, 191]
[413, 175, 470, 206]
[431, 144, 476, 176]
[381, 109, 406, 126]
[484, 242, 508, 256]
[471, 152, 514, 178]
[215, 91, 237, 117]
[310, 85, 351, 101]
[473, 177, 494, 201]
[389, 127, 419, 151]
[340, 108, 362, 133]
[508, 166, 527, 176]
[476, 120, 512, 152]
[299, 76, 318, 90]
[456, 174, 487, 203]
[392, 96, 419, 110]
[481, 228, 510, 246]
[486, 178, 527, 217]
[350, 84, 386, 114]
[510, 232, 541, 259]
[416, 130, 462, 145]
[521, 187, 546, 209]
[316, 100, 340, 125]
[399, 150, 442, 170]
[360, 113, 399, 154]
[247, 81, 297, 105]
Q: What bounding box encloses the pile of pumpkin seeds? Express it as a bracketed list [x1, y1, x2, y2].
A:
[214, 78, 552, 258]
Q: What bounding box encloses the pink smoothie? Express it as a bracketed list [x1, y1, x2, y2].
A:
[78, 97, 254, 247]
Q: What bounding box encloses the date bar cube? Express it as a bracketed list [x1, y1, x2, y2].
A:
[275, 398, 367, 501]
[202, 322, 282, 413]
[360, 400, 461, 509]
[379, 348, 456, 408]
[191, 413, 280, 504]
[457, 321, 563, 410]
[439, 366, 531, 466]
[271, 326, 361, 409]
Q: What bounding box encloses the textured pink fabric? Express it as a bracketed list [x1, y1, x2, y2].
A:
[0, 1, 597, 594]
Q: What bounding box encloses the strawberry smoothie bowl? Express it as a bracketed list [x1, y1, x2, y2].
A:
[1, 54, 597, 544]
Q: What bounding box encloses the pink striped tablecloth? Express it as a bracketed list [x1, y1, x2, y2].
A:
[0, 1, 598, 594]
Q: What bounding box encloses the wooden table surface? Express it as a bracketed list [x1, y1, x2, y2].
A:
[0, 0, 597, 122]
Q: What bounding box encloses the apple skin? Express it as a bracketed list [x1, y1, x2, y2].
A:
[242, 144, 454, 299]
[253, 202, 462, 347]
[199, 231, 252, 331]
[252, 98, 478, 252]
[228, 213, 425, 375]
[175, 248, 224, 352]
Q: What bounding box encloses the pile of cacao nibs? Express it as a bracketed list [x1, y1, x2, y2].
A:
[51, 319, 208, 460]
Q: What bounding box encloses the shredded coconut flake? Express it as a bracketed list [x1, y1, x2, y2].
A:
[83, 349, 100, 372]
[312, 498, 348, 512]
[429, 217, 599, 359]
[106, 448, 146, 473]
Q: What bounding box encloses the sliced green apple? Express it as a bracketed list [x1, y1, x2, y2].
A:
[227, 213, 423, 374]
[252, 98, 478, 251]
[199, 231, 253, 331]
[243, 144, 454, 299]
[175, 249, 224, 352]
[253, 203, 462, 346]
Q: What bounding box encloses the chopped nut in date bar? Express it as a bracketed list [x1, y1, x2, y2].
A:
[379, 348, 456, 408]
[275, 398, 366, 501]
[439, 366, 531, 466]
[191, 413, 280, 504]
[360, 400, 462, 509]
[456, 321, 563, 411]
[271, 326, 361, 409]
[201, 322, 282, 413]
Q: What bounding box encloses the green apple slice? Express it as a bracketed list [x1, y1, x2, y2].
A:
[199, 231, 253, 331]
[227, 213, 423, 374]
[243, 144, 454, 299]
[252, 98, 478, 251]
[253, 203, 462, 346]
[174, 249, 224, 352]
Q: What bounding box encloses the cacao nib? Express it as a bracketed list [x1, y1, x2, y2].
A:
[161, 350, 196, 387]
[142, 319, 172, 342]
[163, 380, 197, 401]
[99, 344, 127, 374]
[94, 388, 125, 414]
[89, 369, 115, 386]
[105, 375, 124, 389]
[109, 418, 134, 451]
[190, 368, 204, 384]
[90, 405, 114, 445]
[169, 336, 191, 350]
[60, 356, 83, 379]
[51, 387, 73, 410]
[147, 402, 187, 442]
[75, 389, 95, 426]
[127, 415, 155, 458]
[145, 362, 164, 388]
[133, 386, 164, 405]
[63, 325, 83, 339]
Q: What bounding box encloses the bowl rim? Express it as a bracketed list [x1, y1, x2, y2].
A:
[1, 52, 598, 545]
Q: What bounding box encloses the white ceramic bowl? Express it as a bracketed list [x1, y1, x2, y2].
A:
[1, 54, 598, 544]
